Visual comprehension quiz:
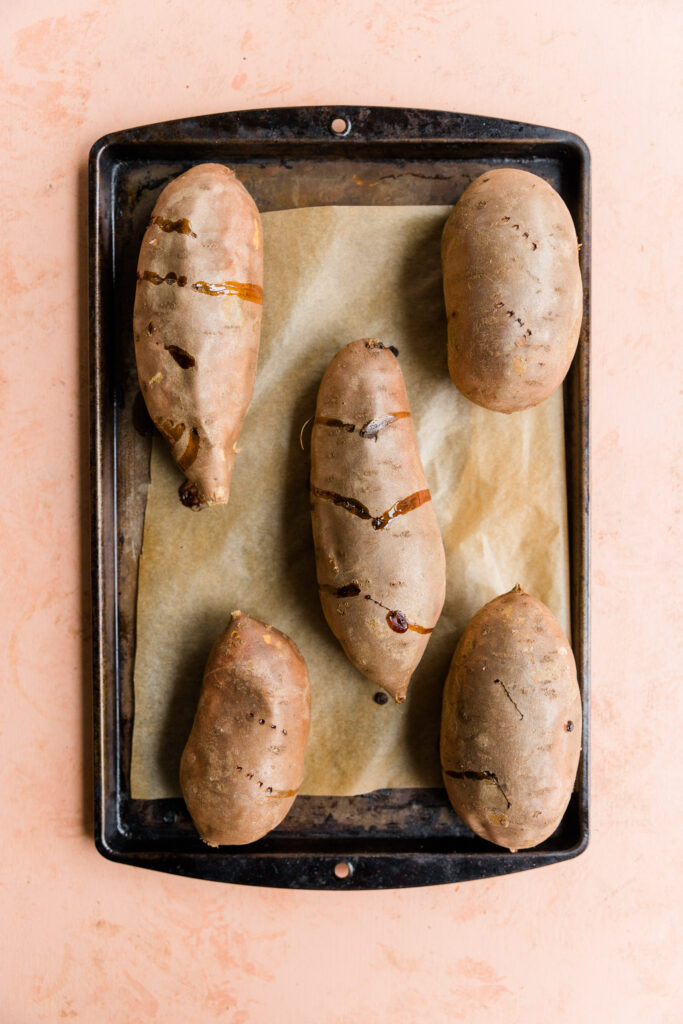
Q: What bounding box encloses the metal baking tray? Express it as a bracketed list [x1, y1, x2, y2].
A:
[90, 105, 590, 889]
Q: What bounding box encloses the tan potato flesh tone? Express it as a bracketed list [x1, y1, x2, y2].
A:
[440, 585, 582, 851]
[180, 612, 311, 846]
[133, 163, 263, 509]
[310, 338, 446, 702]
[442, 168, 583, 413]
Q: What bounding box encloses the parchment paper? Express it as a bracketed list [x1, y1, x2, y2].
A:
[130, 205, 570, 799]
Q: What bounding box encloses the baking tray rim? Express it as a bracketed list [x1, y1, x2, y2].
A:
[89, 104, 590, 889]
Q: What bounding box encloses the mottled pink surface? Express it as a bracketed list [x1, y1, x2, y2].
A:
[1, 2, 681, 1022]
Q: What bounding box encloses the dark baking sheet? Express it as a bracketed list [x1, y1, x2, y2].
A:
[89, 105, 590, 889]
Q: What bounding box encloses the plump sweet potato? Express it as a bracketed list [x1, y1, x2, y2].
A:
[180, 612, 311, 846]
[133, 163, 263, 509]
[310, 338, 446, 703]
[442, 168, 583, 413]
[440, 585, 582, 851]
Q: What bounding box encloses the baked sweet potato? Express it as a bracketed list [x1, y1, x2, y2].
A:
[133, 163, 263, 509]
[180, 612, 311, 846]
[440, 585, 582, 851]
[310, 338, 446, 703]
[442, 168, 582, 413]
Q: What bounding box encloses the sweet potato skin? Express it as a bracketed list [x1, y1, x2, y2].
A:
[180, 612, 311, 846]
[133, 163, 263, 509]
[440, 586, 582, 851]
[442, 168, 582, 413]
[310, 338, 446, 703]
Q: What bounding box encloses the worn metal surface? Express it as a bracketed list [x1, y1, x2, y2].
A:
[90, 105, 590, 889]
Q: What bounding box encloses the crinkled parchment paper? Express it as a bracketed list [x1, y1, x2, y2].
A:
[131, 205, 570, 799]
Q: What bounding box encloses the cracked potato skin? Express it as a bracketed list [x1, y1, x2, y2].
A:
[180, 612, 311, 846]
[440, 586, 582, 851]
[310, 338, 446, 703]
[442, 168, 583, 414]
[133, 163, 263, 509]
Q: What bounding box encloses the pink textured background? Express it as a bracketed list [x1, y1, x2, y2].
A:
[2, 1, 681, 1021]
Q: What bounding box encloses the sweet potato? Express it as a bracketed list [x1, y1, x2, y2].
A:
[442, 168, 583, 413]
[440, 585, 582, 851]
[133, 163, 263, 509]
[180, 612, 311, 846]
[310, 338, 446, 703]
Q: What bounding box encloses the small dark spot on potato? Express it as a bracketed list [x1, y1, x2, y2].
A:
[258, 719, 265, 724]
[531, 242, 538, 250]
[502, 216, 510, 222]
[166, 344, 196, 369]
[147, 322, 155, 334]
[236, 766, 243, 771]
[387, 609, 409, 633]
[374, 692, 389, 705]
[565, 721, 574, 732]
[271, 724, 277, 729]
[282, 729, 287, 735]
[178, 480, 207, 510]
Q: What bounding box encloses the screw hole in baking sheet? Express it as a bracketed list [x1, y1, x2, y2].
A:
[334, 861, 353, 880]
[331, 116, 350, 136]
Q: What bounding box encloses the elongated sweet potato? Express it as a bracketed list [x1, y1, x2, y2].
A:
[310, 338, 446, 702]
[440, 585, 582, 851]
[442, 168, 583, 413]
[180, 612, 311, 846]
[133, 163, 263, 509]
